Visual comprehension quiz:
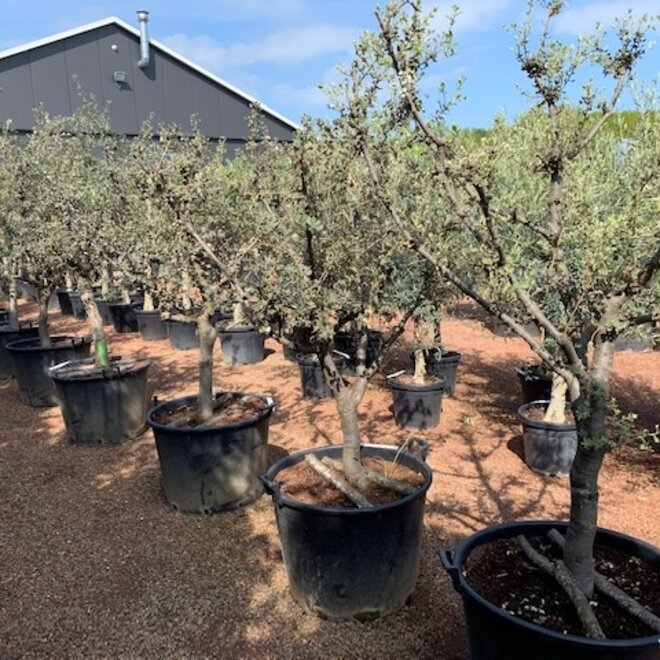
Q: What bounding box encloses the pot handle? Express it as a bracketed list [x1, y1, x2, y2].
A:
[439, 548, 461, 591]
[259, 475, 282, 506]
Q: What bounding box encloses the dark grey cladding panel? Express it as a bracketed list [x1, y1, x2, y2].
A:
[96, 26, 140, 135]
[0, 51, 35, 130]
[264, 114, 296, 142]
[190, 75, 223, 138]
[160, 54, 195, 130]
[29, 41, 71, 117]
[64, 29, 104, 112]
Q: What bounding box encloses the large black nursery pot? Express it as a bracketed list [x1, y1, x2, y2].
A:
[68, 292, 87, 321]
[166, 319, 198, 350]
[440, 520, 660, 660]
[0, 322, 39, 379]
[0, 307, 8, 324]
[94, 299, 114, 326]
[297, 354, 345, 399]
[56, 289, 74, 316]
[283, 326, 315, 362]
[218, 325, 265, 365]
[50, 357, 151, 445]
[261, 443, 433, 622]
[414, 348, 462, 397]
[109, 302, 141, 333]
[136, 310, 167, 341]
[390, 373, 444, 429]
[7, 335, 92, 407]
[517, 400, 577, 476]
[516, 364, 553, 404]
[148, 392, 275, 514]
[333, 329, 382, 376]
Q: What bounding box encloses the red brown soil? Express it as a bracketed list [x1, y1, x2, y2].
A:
[1, 300, 658, 659]
[278, 457, 426, 507]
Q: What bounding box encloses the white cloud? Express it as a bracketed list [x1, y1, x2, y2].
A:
[553, 0, 658, 34]
[430, 0, 514, 33]
[162, 23, 360, 73]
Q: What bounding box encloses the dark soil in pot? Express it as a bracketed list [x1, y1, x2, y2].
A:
[136, 310, 167, 341]
[166, 320, 198, 350]
[148, 392, 274, 514]
[516, 364, 553, 404]
[390, 373, 444, 429]
[218, 325, 265, 365]
[0, 323, 39, 379]
[7, 335, 92, 407]
[50, 357, 151, 445]
[441, 520, 660, 660]
[518, 401, 577, 476]
[261, 443, 432, 621]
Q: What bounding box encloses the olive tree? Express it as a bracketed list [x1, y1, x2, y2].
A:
[341, 0, 658, 633]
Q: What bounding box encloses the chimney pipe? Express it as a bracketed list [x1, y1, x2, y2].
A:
[137, 10, 150, 69]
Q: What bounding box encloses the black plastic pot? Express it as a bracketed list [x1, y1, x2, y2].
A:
[218, 325, 265, 365]
[7, 335, 92, 407]
[0, 307, 7, 324]
[390, 373, 444, 429]
[17, 279, 38, 302]
[440, 520, 660, 660]
[262, 443, 432, 621]
[297, 354, 344, 399]
[148, 392, 275, 514]
[95, 299, 114, 326]
[283, 326, 315, 362]
[517, 400, 577, 476]
[109, 302, 140, 333]
[333, 329, 383, 375]
[68, 292, 87, 321]
[51, 357, 151, 445]
[415, 349, 461, 397]
[136, 310, 167, 341]
[0, 323, 39, 379]
[56, 290, 73, 316]
[166, 319, 198, 350]
[516, 365, 553, 404]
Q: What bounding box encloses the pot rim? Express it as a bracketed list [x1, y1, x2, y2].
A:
[50, 356, 151, 382]
[517, 400, 576, 431]
[389, 371, 445, 392]
[147, 391, 275, 434]
[440, 519, 660, 649]
[0, 321, 37, 335]
[261, 443, 432, 517]
[216, 324, 258, 334]
[6, 335, 92, 353]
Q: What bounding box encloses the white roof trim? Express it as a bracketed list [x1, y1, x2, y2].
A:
[0, 16, 299, 131]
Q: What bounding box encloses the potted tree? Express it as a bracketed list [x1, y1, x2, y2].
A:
[42, 103, 151, 445]
[352, 0, 660, 654]
[2, 110, 93, 406]
[238, 117, 436, 621]
[129, 122, 275, 514]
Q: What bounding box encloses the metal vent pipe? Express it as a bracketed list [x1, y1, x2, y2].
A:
[137, 10, 150, 68]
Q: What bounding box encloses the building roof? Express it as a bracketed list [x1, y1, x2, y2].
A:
[0, 16, 299, 131]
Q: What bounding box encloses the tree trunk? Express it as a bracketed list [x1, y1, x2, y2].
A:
[80, 288, 109, 367]
[336, 387, 369, 490]
[544, 372, 568, 423]
[143, 290, 155, 312]
[564, 347, 612, 596]
[65, 272, 74, 291]
[7, 274, 19, 330]
[413, 348, 426, 383]
[121, 287, 131, 304]
[182, 269, 192, 311]
[197, 312, 216, 422]
[233, 300, 250, 326]
[37, 287, 51, 348]
[100, 265, 111, 299]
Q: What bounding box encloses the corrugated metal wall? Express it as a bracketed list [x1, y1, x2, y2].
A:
[0, 24, 294, 142]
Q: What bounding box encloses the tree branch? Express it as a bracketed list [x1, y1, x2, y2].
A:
[305, 453, 373, 508]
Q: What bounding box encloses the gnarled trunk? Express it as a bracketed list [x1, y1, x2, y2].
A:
[543, 372, 568, 423]
[37, 287, 52, 348]
[7, 274, 19, 330]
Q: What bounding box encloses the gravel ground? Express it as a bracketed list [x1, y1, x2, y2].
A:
[1, 302, 658, 659]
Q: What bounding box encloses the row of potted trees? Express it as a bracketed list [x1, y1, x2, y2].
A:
[1, 1, 659, 655]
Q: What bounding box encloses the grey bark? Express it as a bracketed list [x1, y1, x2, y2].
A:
[197, 311, 217, 422]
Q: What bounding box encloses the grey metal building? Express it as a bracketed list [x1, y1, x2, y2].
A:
[0, 12, 297, 146]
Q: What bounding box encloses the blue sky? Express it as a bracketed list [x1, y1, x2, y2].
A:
[0, 1, 657, 128]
